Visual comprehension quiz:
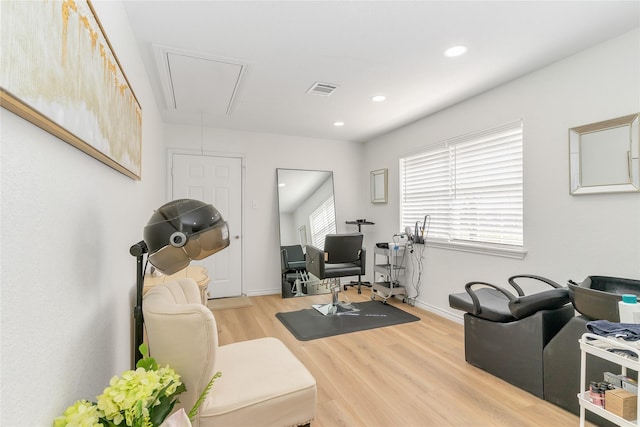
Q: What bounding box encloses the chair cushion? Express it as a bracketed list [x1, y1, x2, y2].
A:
[508, 288, 571, 319]
[449, 288, 515, 323]
[287, 260, 306, 270]
[200, 337, 316, 427]
[323, 263, 362, 278]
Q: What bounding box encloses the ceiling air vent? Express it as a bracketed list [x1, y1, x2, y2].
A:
[307, 81, 339, 96]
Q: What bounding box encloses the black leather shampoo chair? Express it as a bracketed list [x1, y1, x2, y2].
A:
[449, 275, 574, 398]
[543, 276, 640, 425]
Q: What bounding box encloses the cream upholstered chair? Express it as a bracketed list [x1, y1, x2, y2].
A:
[142, 278, 317, 427]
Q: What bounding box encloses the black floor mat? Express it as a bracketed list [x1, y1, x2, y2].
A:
[276, 301, 420, 341]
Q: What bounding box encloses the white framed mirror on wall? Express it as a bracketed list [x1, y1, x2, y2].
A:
[371, 168, 388, 203]
[569, 113, 639, 195]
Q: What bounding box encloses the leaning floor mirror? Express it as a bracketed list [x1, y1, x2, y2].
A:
[276, 168, 336, 298]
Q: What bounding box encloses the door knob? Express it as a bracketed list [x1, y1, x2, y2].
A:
[234, 235, 240, 239]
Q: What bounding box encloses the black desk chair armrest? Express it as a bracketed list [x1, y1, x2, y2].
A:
[464, 281, 517, 317]
[305, 245, 325, 278]
[280, 248, 288, 272]
[508, 274, 563, 292]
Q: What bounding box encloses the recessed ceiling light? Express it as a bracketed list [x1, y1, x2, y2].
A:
[278, 183, 285, 187]
[371, 95, 386, 102]
[334, 121, 345, 127]
[444, 45, 468, 57]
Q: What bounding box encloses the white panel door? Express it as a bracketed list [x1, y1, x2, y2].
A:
[171, 154, 242, 298]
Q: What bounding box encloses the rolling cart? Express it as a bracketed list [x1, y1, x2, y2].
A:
[371, 243, 407, 303]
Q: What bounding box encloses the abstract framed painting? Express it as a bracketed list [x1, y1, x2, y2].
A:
[0, 0, 142, 180]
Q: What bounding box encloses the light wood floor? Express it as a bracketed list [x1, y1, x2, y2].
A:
[212, 288, 591, 427]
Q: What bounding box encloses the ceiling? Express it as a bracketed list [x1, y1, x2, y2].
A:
[123, 1, 640, 143]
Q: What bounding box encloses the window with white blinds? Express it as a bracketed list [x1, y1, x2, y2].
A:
[400, 120, 523, 251]
[310, 196, 336, 248]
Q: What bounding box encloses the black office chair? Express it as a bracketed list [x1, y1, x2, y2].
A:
[281, 245, 307, 296]
[305, 233, 366, 315]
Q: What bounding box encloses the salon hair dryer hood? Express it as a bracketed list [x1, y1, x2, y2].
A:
[143, 199, 230, 275]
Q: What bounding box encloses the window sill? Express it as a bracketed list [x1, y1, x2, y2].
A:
[424, 239, 527, 260]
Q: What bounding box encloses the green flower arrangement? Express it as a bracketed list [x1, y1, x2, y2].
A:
[54, 344, 220, 427]
[54, 400, 103, 427]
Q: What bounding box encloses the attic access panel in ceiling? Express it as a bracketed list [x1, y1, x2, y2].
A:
[154, 45, 245, 114]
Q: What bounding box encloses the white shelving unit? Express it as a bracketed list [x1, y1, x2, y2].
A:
[371, 244, 407, 303]
[578, 333, 640, 427]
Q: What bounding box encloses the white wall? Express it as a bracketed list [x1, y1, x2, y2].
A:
[0, 2, 167, 425]
[363, 29, 640, 321]
[164, 126, 364, 296]
[279, 212, 297, 246]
